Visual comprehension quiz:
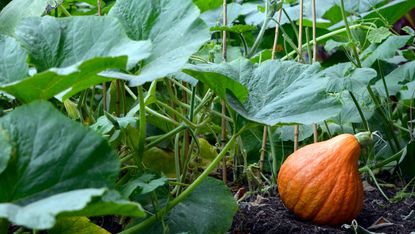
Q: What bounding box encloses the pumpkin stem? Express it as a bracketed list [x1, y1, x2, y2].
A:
[355, 132, 373, 147]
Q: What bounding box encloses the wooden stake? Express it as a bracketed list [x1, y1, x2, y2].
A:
[312, 0, 318, 143]
[259, 6, 283, 172]
[221, 0, 228, 184]
[294, 0, 304, 151]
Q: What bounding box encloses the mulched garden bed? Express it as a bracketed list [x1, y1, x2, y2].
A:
[231, 182, 415, 234]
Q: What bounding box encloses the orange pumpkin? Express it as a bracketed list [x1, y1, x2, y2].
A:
[277, 133, 371, 226]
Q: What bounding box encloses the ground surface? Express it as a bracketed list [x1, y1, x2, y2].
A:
[231, 182, 415, 234]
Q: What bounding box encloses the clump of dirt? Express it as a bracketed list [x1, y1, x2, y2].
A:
[231, 183, 415, 234]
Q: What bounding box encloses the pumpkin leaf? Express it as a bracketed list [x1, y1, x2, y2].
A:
[15, 16, 151, 72]
[200, 3, 242, 27]
[367, 27, 392, 44]
[0, 125, 12, 174]
[140, 177, 237, 234]
[361, 35, 412, 67]
[0, 188, 144, 230]
[323, 62, 377, 93]
[192, 0, 222, 12]
[109, 0, 210, 86]
[0, 0, 62, 35]
[186, 59, 342, 125]
[0, 100, 118, 203]
[0, 34, 28, 84]
[50, 217, 110, 234]
[0, 101, 144, 229]
[0, 15, 152, 102]
[182, 62, 249, 103]
[0, 57, 126, 102]
[374, 60, 415, 97]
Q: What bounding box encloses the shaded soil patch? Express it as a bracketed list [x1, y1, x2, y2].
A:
[231, 183, 415, 234]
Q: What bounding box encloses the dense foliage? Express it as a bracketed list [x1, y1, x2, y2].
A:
[0, 0, 414, 233]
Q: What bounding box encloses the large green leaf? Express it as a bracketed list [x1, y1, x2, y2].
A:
[0, 0, 62, 35]
[2, 16, 152, 102]
[182, 62, 249, 103]
[0, 125, 11, 174]
[374, 60, 415, 97]
[0, 101, 144, 229]
[186, 59, 342, 125]
[109, 0, 210, 86]
[15, 16, 151, 72]
[200, 3, 242, 27]
[361, 35, 411, 67]
[141, 177, 237, 234]
[323, 62, 377, 93]
[328, 0, 415, 29]
[0, 34, 28, 84]
[192, 0, 222, 12]
[0, 101, 119, 202]
[0, 57, 126, 102]
[0, 188, 145, 230]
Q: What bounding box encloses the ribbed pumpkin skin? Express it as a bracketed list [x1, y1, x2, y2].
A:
[277, 134, 364, 226]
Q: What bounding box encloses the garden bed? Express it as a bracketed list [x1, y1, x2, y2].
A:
[231, 182, 415, 234]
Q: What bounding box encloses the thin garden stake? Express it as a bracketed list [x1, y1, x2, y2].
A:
[311, 0, 318, 143]
[294, 0, 304, 151]
[259, 6, 283, 172]
[97, 0, 107, 112]
[221, 0, 228, 184]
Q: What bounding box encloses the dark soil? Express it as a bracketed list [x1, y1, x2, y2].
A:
[231, 182, 415, 234]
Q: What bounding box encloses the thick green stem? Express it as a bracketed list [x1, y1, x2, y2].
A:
[366, 86, 400, 152]
[281, 24, 370, 60]
[146, 125, 187, 150]
[137, 86, 146, 165]
[268, 126, 277, 182]
[339, 0, 362, 67]
[349, 91, 370, 132]
[247, 0, 275, 58]
[354, 131, 373, 146]
[120, 134, 239, 234]
[360, 147, 405, 173]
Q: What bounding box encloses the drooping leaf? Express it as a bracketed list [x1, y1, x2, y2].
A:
[329, 0, 415, 29]
[186, 59, 342, 125]
[0, 101, 119, 202]
[0, 57, 126, 102]
[374, 60, 415, 97]
[0, 0, 62, 35]
[182, 62, 249, 103]
[323, 62, 377, 93]
[334, 89, 375, 124]
[0, 189, 145, 230]
[361, 35, 411, 67]
[15, 16, 151, 72]
[109, 0, 210, 86]
[0, 34, 28, 84]
[141, 177, 237, 234]
[2, 15, 152, 101]
[0, 101, 145, 229]
[50, 217, 110, 234]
